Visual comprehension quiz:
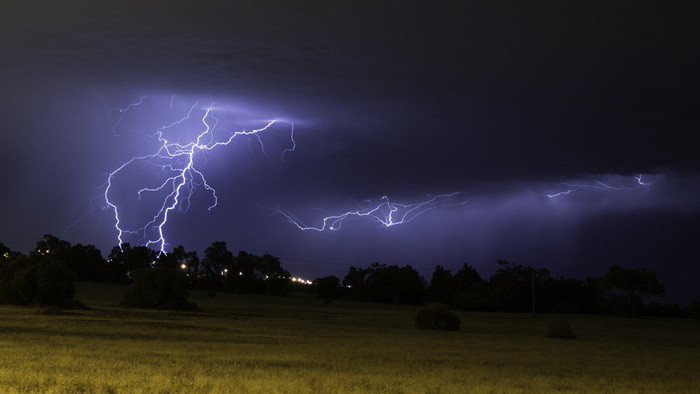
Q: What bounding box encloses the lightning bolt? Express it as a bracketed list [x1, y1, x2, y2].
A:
[274, 192, 471, 231]
[276, 173, 660, 231]
[91, 97, 662, 243]
[546, 174, 656, 198]
[107, 96, 145, 137]
[104, 97, 295, 255]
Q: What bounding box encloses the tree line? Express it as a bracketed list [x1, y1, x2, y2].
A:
[1, 234, 698, 317]
[318, 260, 688, 317]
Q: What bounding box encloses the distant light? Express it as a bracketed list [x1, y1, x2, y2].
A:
[290, 276, 313, 285]
[239, 271, 243, 276]
[224, 268, 228, 273]
[180, 263, 187, 270]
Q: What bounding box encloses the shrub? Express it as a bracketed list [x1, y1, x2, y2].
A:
[689, 300, 700, 319]
[0, 254, 76, 307]
[415, 303, 460, 331]
[120, 268, 197, 310]
[548, 318, 576, 339]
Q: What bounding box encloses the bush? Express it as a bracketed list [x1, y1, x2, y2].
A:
[689, 300, 700, 319]
[548, 318, 576, 339]
[120, 268, 197, 310]
[0, 254, 76, 307]
[415, 303, 460, 331]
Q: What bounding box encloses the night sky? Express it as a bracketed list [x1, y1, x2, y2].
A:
[1, 1, 698, 302]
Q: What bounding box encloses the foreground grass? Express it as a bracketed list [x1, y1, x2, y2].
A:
[0, 283, 698, 392]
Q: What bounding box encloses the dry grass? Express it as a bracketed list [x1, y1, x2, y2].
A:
[0, 282, 697, 392]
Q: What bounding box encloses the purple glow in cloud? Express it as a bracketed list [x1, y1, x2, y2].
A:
[546, 174, 657, 198]
[275, 174, 661, 232]
[94, 99, 662, 246]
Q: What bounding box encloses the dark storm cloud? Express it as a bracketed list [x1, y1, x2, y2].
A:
[1, 1, 698, 301]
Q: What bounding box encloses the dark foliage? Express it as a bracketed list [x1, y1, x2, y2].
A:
[604, 265, 666, 316]
[452, 263, 495, 311]
[313, 275, 343, 303]
[548, 318, 576, 339]
[415, 303, 460, 331]
[688, 300, 700, 319]
[343, 263, 425, 305]
[197, 243, 292, 296]
[105, 244, 158, 283]
[646, 302, 685, 318]
[427, 265, 454, 304]
[0, 242, 17, 260]
[490, 260, 546, 312]
[0, 253, 76, 307]
[3, 234, 684, 317]
[33, 235, 107, 282]
[120, 268, 197, 310]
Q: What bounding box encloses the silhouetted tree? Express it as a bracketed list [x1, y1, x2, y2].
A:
[103, 244, 158, 283]
[0, 242, 14, 260]
[452, 263, 494, 311]
[342, 266, 370, 301]
[120, 267, 196, 310]
[226, 251, 261, 293]
[64, 244, 106, 282]
[313, 275, 343, 302]
[200, 241, 233, 291]
[0, 253, 76, 307]
[427, 265, 454, 304]
[342, 263, 425, 305]
[489, 260, 550, 313]
[604, 265, 666, 316]
[33, 235, 107, 282]
[549, 277, 591, 314]
[258, 254, 291, 296]
[392, 265, 425, 304]
[34, 234, 71, 256]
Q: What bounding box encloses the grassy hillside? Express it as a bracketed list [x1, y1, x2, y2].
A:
[0, 282, 697, 392]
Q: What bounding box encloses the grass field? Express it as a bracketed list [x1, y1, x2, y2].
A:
[0, 283, 698, 392]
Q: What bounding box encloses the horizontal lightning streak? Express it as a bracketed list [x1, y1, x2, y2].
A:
[546, 174, 655, 199]
[274, 192, 471, 231]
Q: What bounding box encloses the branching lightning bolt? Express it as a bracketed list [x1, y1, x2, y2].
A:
[104, 98, 295, 255]
[87, 98, 663, 244]
[274, 192, 471, 231]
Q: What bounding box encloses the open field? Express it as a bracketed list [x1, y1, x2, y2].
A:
[0, 283, 698, 392]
